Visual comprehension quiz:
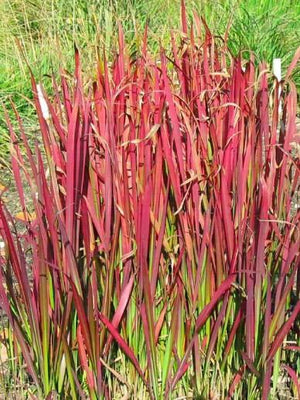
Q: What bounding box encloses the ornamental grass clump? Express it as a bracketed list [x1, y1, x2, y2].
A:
[0, 3, 299, 399]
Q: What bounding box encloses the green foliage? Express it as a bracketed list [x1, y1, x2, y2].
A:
[1, 0, 300, 91]
[0, 1, 299, 159]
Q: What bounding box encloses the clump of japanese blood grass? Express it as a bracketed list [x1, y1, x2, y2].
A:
[0, 3, 299, 399]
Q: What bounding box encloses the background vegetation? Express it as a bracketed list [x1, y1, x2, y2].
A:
[0, 0, 299, 164]
[1, 0, 300, 103]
